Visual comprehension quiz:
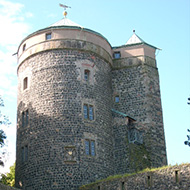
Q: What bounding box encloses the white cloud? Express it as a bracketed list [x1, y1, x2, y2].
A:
[0, 0, 31, 46]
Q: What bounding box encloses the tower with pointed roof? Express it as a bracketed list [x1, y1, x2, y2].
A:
[15, 14, 167, 190]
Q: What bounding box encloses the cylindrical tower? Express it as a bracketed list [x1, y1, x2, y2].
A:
[15, 18, 114, 190]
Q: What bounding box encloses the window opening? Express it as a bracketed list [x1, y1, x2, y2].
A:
[83, 104, 94, 120]
[22, 112, 25, 127]
[84, 69, 90, 82]
[89, 105, 94, 120]
[147, 176, 151, 187]
[83, 104, 88, 119]
[85, 139, 95, 156]
[46, 33, 52, 40]
[85, 140, 90, 155]
[115, 96, 119, 103]
[25, 110, 29, 126]
[113, 51, 121, 59]
[22, 145, 28, 163]
[23, 77, 28, 90]
[175, 170, 179, 183]
[90, 141, 95, 156]
[121, 182, 125, 190]
[22, 110, 29, 127]
[23, 44, 26, 52]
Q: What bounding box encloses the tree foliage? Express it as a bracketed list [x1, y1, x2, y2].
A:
[184, 129, 190, 147]
[0, 163, 15, 187]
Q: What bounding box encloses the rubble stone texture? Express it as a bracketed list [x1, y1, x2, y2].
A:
[15, 23, 167, 190]
[79, 164, 190, 190]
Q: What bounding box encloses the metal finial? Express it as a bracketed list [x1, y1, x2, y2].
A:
[133, 30, 135, 33]
[59, 3, 71, 18]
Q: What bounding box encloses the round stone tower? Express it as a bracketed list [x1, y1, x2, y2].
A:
[15, 17, 114, 189]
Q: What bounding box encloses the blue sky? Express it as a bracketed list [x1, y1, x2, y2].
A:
[0, 0, 189, 173]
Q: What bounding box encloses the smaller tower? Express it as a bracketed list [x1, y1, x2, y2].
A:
[112, 30, 167, 173]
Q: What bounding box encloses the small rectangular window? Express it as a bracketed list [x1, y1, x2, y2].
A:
[83, 104, 88, 119]
[22, 145, 28, 163]
[90, 140, 95, 156]
[46, 33, 52, 40]
[83, 104, 94, 120]
[25, 145, 28, 161]
[23, 44, 26, 52]
[22, 112, 25, 127]
[115, 96, 119, 103]
[85, 139, 95, 156]
[85, 140, 90, 155]
[147, 175, 151, 187]
[23, 77, 28, 90]
[89, 105, 94, 120]
[25, 110, 29, 126]
[121, 182, 125, 190]
[22, 147, 25, 162]
[113, 51, 121, 59]
[84, 69, 90, 82]
[22, 110, 29, 127]
[175, 170, 179, 183]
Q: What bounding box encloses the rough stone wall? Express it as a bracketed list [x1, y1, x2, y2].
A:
[16, 49, 114, 190]
[0, 184, 20, 190]
[80, 164, 190, 190]
[112, 56, 167, 174]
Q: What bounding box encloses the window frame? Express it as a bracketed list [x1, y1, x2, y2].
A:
[23, 77, 28, 90]
[21, 145, 28, 163]
[83, 104, 94, 121]
[84, 69, 90, 82]
[22, 110, 29, 127]
[113, 51, 121, 59]
[46, 33, 52, 40]
[115, 95, 120, 103]
[85, 139, 96, 156]
[23, 44, 26, 52]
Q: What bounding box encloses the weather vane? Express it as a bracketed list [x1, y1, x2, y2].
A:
[59, 3, 71, 18]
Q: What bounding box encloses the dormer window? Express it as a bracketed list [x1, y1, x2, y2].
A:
[84, 69, 90, 82]
[113, 51, 121, 59]
[46, 33, 52, 40]
[23, 77, 28, 90]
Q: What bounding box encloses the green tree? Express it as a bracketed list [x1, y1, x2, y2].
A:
[184, 129, 190, 147]
[0, 163, 15, 187]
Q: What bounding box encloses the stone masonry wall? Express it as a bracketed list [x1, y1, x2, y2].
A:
[0, 184, 20, 190]
[16, 49, 114, 190]
[112, 56, 167, 174]
[80, 164, 190, 190]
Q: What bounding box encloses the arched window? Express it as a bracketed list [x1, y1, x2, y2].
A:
[23, 44, 26, 52]
[23, 77, 28, 90]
